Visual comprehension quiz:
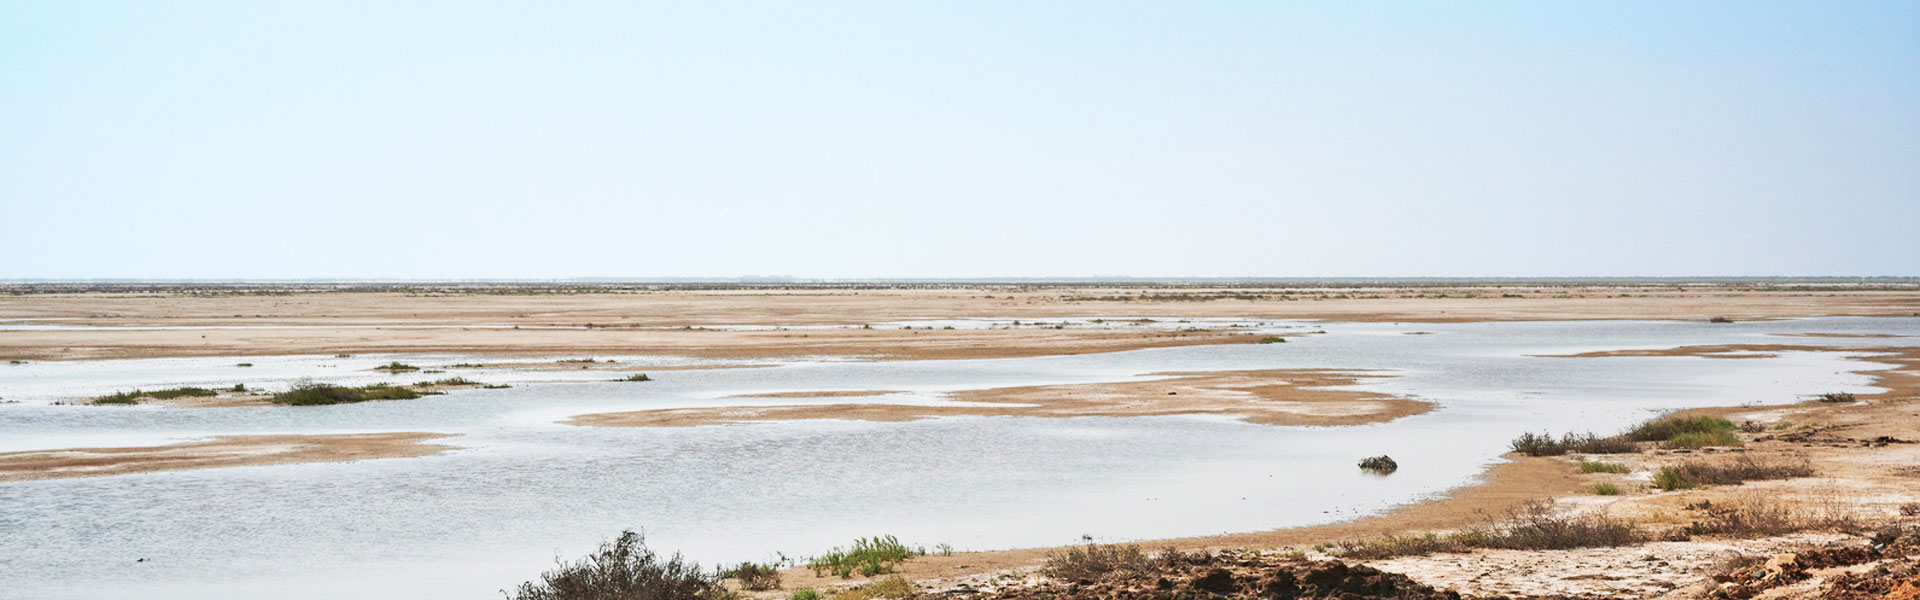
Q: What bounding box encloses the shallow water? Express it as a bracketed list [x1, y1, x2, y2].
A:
[0, 317, 1916, 600]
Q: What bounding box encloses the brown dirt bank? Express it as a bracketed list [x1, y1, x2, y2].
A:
[567, 369, 1430, 428]
[3, 286, 1915, 361]
[0, 432, 453, 482]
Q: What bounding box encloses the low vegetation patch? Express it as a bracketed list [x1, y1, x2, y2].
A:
[1043, 544, 1188, 581]
[1357, 455, 1398, 474]
[509, 530, 727, 600]
[808, 536, 914, 579]
[269, 383, 441, 406]
[90, 387, 219, 405]
[1654, 466, 1697, 491]
[1668, 455, 1814, 486]
[1817, 392, 1858, 403]
[1580, 461, 1633, 474]
[1592, 483, 1622, 495]
[617, 373, 653, 382]
[1664, 430, 1744, 449]
[1257, 336, 1287, 344]
[374, 362, 420, 373]
[419, 377, 478, 387]
[1333, 500, 1643, 559]
[1683, 495, 1858, 537]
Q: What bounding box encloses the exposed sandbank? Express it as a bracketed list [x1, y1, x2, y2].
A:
[0, 432, 453, 482]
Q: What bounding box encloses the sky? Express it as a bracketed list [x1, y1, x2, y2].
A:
[2, 1, 1917, 279]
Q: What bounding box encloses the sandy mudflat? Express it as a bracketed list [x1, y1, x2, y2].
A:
[2, 285, 1916, 361]
[0, 432, 453, 482]
[567, 369, 1427, 428]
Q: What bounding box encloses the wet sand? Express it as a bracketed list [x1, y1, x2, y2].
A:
[0, 432, 453, 482]
[567, 369, 1429, 428]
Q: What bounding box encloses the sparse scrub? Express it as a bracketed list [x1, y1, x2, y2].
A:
[1042, 544, 1188, 581]
[1257, 336, 1287, 344]
[830, 576, 917, 600]
[720, 561, 780, 591]
[1593, 483, 1622, 495]
[374, 362, 420, 373]
[1671, 455, 1814, 485]
[1684, 494, 1858, 537]
[1357, 455, 1398, 474]
[1817, 392, 1857, 403]
[808, 536, 914, 579]
[423, 377, 478, 386]
[617, 373, 653, 382]
[509, 530, 726, 600]
[1709, 317, 1734, 323]
[1900, 503, 1920, 517]
[1333, 501, 1642, 559]
[1580, 461, 1632, 474]
[787, 589, 822, 600]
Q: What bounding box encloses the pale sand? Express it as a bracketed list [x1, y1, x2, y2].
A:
[567, 369, 1429, 428]
[2, 286, 1916, 361]
[0, 432, 453, 482]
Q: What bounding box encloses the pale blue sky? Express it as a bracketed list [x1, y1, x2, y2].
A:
[3, 1, 1916, 278]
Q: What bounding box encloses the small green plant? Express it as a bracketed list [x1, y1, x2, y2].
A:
[1580, 461, 1632, 474]
[617, 373, 653, 382]
[374, 362, 419, 373]
[1592, 483, 1622, 495]
[1357, 455, 1398, 474]
[808, 536, 913, 579]
[1653, 466, 1696, 491]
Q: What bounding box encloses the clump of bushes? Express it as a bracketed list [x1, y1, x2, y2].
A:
[719, 561, 780, 591]
[509, 530, 727, 600]
[1664, 430, 1744, 449]
[1817, 392, 1857, 403]
[787, 589, 823, 600]
[1708, 317, 1735, 323]
[1592, 483, 1622, 495]
[1042, 544, 1189, 581]
[1257, 336, 1287, 344]
[808, 536, 914, 579]
[1683, 494, 1858, 537]
[420, 377, 478, 387]
[374, 362, 420, 373]
[1510, 432, 1638, 456]
[1333, 500, 1643, 559]
[90, 387, 219, 405]
[1357, 455, 1399, 474]
[617, 373, 653, 382]
[1653, 466, 1697, 491]
[269, 383, 440, 406]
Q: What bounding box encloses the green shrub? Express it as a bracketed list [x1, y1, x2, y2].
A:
[1042, 544, 1188, 581]
[617, 373, 653, 382]
[509, 530, 726, 600]
[1592, 483, 1622, 495]
[1511, 432, 1639, 457]
[808, 536, 914, 579]
[787, 590, 822, 600]
[1663, 430, 1743, 449]
[269, 383, 438, 406]
[374, 362, 419, 373]
[1580, 461, 1632, 474]
[1257, 336, 1287, 344]
[1628, 415, 1736, 442]
[1653, 466, 1696, 491]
